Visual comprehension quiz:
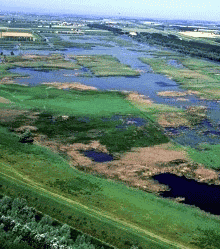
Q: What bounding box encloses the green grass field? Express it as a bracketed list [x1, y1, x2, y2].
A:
[72, 55, 140, 77]
[186, 144, 220, 170]
[0, 84, 141, 116]
[1, 125, 220, 249]
[1, 84, 220, 248]
[0, 84, 168, 153]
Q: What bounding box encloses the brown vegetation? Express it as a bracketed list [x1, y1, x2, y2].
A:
[32, 135, 220, 194]
[157, 90, 202, 98]
[157, 91, 187, 97]
[0, 97, 11, 104]
[42, 82, 98, 91]
[0, 109, 27, 122]
[158, 112, 190, 127]
[15, 125, 38, 132]
[1, 32, 33, 38]
[157, 106, 207, 128]
[126, 92, 153, 105]
[0, 78, 16, 84]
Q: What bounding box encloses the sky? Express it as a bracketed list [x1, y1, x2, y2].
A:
[1, 0, 220, 21]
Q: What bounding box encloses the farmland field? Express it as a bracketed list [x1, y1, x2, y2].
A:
[0, 32, 34, 38]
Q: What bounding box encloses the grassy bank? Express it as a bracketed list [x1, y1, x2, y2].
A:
[186, 144, 220, 170]
[72, 55, 140, 77]
[139, 55, 220, 99]
[1, 84, 220, 248]
[0, 62, 21, 80]
[0, 125, 220, 249]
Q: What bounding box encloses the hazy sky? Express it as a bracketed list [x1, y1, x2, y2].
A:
[1, 0, 220, 21]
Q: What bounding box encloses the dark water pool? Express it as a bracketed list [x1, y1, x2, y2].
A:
[152, 173, 220, 215]
[82, 150, 114, 162]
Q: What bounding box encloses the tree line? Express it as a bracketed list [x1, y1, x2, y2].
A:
[0, 195, 139, 249]
[132, 32, 220, 62]
[87, 23, 220, 62]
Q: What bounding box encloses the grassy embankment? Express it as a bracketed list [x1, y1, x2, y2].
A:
[0, 84, 220, 248]
[185, 144, 220, 171]
[72, 55, 140, 77]
[139, 53, 220, 99]
[0, 62, 20, 80]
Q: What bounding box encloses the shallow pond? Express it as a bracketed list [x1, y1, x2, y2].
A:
[82, 150, 114, 162]
[152, 173, 220, 215]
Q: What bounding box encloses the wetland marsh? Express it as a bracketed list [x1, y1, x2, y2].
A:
[1, 24, 220, 249]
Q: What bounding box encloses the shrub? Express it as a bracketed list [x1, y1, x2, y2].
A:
[19, 129, 34, 144]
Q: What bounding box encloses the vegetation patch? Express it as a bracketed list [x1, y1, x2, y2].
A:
[186, 143, 220, 170]
[139, 56, 220, 99]
[0, 53, 81, 80]
[0, 127, 220, 248]
[7, 53, 81, 71]
[133, 31, 220, 62]
[0, 96, 11, 103]
[0, 84, 168, 153]
[0, 83, 220, 248]
[49, 35, 112, 50]
[0, 195, 114, 249]
[72, 55, 140, 77]
[0, 84, 142, 116]
[157, 106, 207, 128]
[0, 62, 20, 80]
[43, 82, 98, 91]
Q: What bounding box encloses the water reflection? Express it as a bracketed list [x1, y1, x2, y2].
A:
[153, 173, 220, 215]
